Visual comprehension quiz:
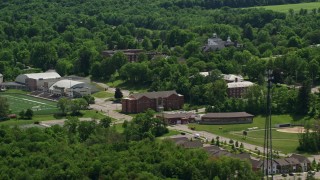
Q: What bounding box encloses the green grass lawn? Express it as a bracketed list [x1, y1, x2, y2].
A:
[189, 114, 311, 154]
[252, 2, 320, 13]
[161, 130, 181, 137]
[92, 91, 114, 98]
[0, 110, 107, 126]
[0, 93, 60, 115]
[114, 123, 124, 133]
[106, 78, 148, 93]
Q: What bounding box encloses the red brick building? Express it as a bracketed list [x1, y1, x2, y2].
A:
[227, 81, 254, 98]
[122, 90, 184, 113]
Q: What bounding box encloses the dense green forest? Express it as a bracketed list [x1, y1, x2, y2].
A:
[0, 113, 259, 179]
[1, 0, 320, 116]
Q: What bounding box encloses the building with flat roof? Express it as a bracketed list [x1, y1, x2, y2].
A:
[122, 90, 184, 113]
[0, 73, 3, 84]
[156, 112, 196, 125]
[227, 81, 254, 98]
[200, 112, 254, 124]
[15, 71, 61, 91]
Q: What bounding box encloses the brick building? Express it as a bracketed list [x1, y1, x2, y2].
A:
[227, 81, 254, 98]
[122, 90, 184, 113]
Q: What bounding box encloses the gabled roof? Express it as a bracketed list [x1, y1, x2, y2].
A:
[211, 150, 233, 157]
[181, 140, 203, 149]
[202, 112, 254, 119]
[290, 154, 311, 164]
[284, 157, 300, 165]
[251, 159, 263, 168]
[129, 90, 181, 100]
[203, 145, 221, 152]
[234, 152, 251, 160]
[274, 158, 291, 166]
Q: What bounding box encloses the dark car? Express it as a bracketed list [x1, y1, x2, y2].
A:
[281, 174, 287, 177]
[289, 173, 294, 176]
[180, 132, 186, 135]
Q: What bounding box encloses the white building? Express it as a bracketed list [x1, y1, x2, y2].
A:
[49, 79, 91, 97]
[15, 71, 61, 91]
[223, 74, 244, 83]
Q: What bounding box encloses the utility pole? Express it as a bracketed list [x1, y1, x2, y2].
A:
[263, 70, 273, 179]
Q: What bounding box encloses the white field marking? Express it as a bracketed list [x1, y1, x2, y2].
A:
[3, 95, 56, 107]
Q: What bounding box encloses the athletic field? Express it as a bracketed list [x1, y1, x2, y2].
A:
[252, 2, 320, 13]
[0, 93, 60, 115]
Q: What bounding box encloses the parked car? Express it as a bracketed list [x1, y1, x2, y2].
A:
[180, 132, 186, 135]
[281, 174, 287, 177]
[194, 133, 200, 138]
[289, 172, 294, 176]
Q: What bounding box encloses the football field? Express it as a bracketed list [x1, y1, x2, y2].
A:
[0, 93, 60, 115]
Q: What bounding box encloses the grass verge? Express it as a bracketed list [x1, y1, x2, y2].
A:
[189, 114, 311, 154]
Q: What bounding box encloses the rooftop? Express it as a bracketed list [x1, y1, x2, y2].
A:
[202, 112, 254, 119]
[227, 81, 254, 88]
[127, 90, 182, 100]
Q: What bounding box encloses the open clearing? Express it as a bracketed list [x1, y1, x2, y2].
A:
[0, 93, 59, 115]
[189, 114, 311, 153]
[252, 2, 320, 13]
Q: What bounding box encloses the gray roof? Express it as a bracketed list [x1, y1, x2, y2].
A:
[203, 145, 221, 152]
[290, 154, 311, 164]
[202, 112, 254, 119]
[250, 159, 263, 168]
[284, 157, 300, 165]
[181, 140, 203, 149]
[274, 158, 291, 166]
[129, 90, 181, 100]
[158, 112, 195, 119]
[234, 152, 251, 160]
[170, 137, 189, 144]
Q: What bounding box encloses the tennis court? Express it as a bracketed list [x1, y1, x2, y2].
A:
[0, 93, 60, 115]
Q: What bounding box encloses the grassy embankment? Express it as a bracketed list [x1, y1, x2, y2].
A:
[252, 2, 320, 13]
[189, 114, 313, 154]
[92, 91, 114, 98]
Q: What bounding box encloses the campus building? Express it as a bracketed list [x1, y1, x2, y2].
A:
[49, 79, 91, 98]
[156, 112, 196, 125]
[122, 90, 184, 113]
[203, 33, 242, 52]
[200, 112, 254, 124]
[227, 81, 254, 98]
[15, 71, 61, 91]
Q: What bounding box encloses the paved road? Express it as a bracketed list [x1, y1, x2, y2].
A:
[169, 124, 285, 157]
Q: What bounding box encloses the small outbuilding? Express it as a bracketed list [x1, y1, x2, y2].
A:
[200, 112, 254, 125]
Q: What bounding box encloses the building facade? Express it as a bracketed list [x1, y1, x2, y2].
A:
[200, 112, 254, 125]
[227, 81, 254, 98]
[156, 112, 196, 125]
[122, 90, 184, 113]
